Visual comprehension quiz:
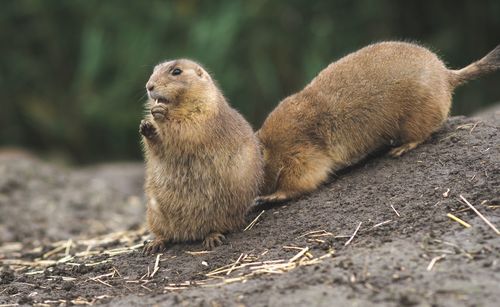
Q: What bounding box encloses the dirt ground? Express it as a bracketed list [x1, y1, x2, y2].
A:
[0, 114, 499, 306]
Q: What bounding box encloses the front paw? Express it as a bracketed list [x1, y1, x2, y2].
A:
[151, 105, 168, 121]
[139, 120, 157, 139]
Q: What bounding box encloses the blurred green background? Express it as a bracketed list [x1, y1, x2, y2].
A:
[1, 0, 499, 163]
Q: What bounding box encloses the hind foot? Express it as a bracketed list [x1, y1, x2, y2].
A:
[143, 238, 168, 255]
[255, 191, 296, 205]
[389, 141, 421, 157]
[203, 233, 225, 249]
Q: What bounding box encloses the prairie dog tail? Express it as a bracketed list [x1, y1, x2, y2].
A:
[450, 44, 500, 87]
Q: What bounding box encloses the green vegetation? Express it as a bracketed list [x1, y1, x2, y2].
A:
[1, 0, 499, 163]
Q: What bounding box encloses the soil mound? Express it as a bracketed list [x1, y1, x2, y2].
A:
[1, 115, 498, 306]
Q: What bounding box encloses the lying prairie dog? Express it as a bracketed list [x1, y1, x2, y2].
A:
[257, 41, 499, 204]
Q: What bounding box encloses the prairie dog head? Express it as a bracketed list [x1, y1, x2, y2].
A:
[256, 131, 283, 194]
[145, 59, 219, 121]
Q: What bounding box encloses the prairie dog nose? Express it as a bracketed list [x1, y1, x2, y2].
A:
[146, 82, 155, 91]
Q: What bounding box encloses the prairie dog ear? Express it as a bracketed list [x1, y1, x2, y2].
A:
[195, 66, 212, 81]
[195, 66, 204, 77]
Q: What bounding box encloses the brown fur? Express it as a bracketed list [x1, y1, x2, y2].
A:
[257, 41, 500, 204]
[140, 59, 263, 253]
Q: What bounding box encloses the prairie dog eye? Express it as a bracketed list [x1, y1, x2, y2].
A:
[172, 68, 182, 76]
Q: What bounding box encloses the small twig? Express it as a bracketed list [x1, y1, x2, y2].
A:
[426, 255, 446, 271]
[307, 238, 325, 243]
[460, 195, 500, 235]
[91, 278, 113, 288]
[42, 245, 66, 259]
[150, 254, 162, 277]
[372, 220, 392, 228]
[185, 251, 213, 256]
[390, 205, 400, 217]
[442, 189, 450, 198]
[64, 239, 72, 256]
[206, 262, 265, 276]
[48, 276, 76, 281]
[469, 121, 481, 134]
[446, 213, 471, 228]
[289, 247, 309, 263]
[309, 232, 334, 238]
[344, 222, 362, 246]
[226, 253, 244, 275]
[244, 210, 265, 231]
[90, 272, 114, 280]
[140, 269, 149, 280]
[112, 267, 122, 278]
[297, 229, 332, 238]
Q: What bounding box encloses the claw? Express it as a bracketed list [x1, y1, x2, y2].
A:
[254, 197, 266, 206]
[203, 233, 225, 250]
[142, 239, 167, 255]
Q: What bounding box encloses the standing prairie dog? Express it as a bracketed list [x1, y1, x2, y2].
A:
[140, 59, 263, 254]
[257, 41, 500, 204]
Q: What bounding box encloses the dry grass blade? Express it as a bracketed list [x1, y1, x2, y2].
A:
[0, 242, 23, 253]
[460, 195, 500, 235]
[446, 213, 471, 228]
[307, 238, 325, 243]
[185, 251, 213, 255]
[244, 210, 265, 231]
[42, 245, 66, 259]
[164, 286, 189, 291]
[206, 262, 260, 276]
[65, 239, 73, 256]
[3, 259, 56, 267]
[372, 220, 392, 228]
[25, 270, 45, 275]
[206, 263, 238, 276]
[426, 255, 446, 271]
[85, 260, 111, 267]
[90, 278, 113, 288]
[226, 253, 244, 275]
[288, 247, 309, 263]
[456, 121, 481, 133]
[297, 229, 333, 239]
[345, 222, 362, 246]
[48, 275, 77, 281]
[390, 205, 400, 217]
[309, 232, 333, 238]
[250, 262, 295, 271]
[150, 253, 162, 277]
